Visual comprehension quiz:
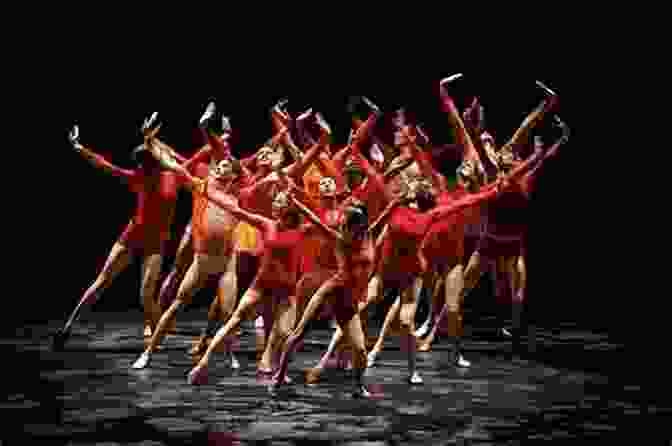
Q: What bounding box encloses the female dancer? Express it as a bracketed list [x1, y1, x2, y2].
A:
[131, 153, 247, 369]
[53, 119, 185, 350]
[443, 82, 561, 355]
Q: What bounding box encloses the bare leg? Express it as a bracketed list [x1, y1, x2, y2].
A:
[259, 300, 296, 381]
[157, 223, 194, 309]
[132, 256, 210, 369]
[187, 287, 262, 384]
[57, 242, 134, 349]
[399, 277, 423, 383]
[339, 311, 371, 397]
[416, 271, 440, 337]
[367, 296, 401, 367]
[140, 253, 164, 338]
[191, 254, 238, 359]
[273, 279, 339, 385]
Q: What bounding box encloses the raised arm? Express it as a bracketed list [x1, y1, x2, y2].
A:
[500, 80, 559, 153]
[525, 116, 569, 180]
[283, 112, 330, 180]
[69, 125, 135, 180]
[438, 74, 482, 165]
[350, 144, 389, 202]
[290, 194, 343, 241]
[405, 127, 449, 192]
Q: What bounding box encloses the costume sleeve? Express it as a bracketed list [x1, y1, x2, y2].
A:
[79, 146, 135, 179]
[429, 186, 500, 222]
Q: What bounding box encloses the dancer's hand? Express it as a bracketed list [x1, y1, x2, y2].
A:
[221, 115, 232, 134]
[142, 112, 160, 135]
[536, 80, 556, 97]
[440, 73, 463, 87]
[199, 101, 216, 127]
[69, 125, 83, 151]
[361, 96, 381, 116]
[297, 108, 313, 122]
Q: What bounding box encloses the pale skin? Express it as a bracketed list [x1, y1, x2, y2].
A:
[132, 158, 244, 368]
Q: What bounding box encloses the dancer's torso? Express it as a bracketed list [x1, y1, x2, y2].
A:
[125, 170, 181, 244]
[381, 206, 433, 273]
[255, 229, 304, 289]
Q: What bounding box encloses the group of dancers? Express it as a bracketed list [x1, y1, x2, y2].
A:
[53, 74, 569, 398]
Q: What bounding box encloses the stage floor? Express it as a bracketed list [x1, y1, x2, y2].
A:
[3, 308, 669, 445]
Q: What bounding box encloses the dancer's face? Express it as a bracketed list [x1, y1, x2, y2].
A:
[211, 159, 235, 180]
[318, 177, 337, 197]
[256, 147, 275, 167]
[498, 149, 515, 171]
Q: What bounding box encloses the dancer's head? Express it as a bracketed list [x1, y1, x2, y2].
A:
[344, 158, 365, 189]
[272, 191, 302, 228]
[496, 147, 517, 173]
[318, 176, 337, 198]
[210, 158, 241, 181]
[257, 146, 284, 169]
[457, 159, 482, 192]
[342, 202, 369, 239]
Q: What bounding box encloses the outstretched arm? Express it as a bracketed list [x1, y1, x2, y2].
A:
[438, 75, 481, 165]
[501, 81, 559, 153]
[428, 182, 503, 223]
[68, 126, 135, 180]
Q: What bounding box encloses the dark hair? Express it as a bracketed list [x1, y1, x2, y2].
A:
[230, 158, 242, 175]
[283, 207, 303, 228]
[344, 204, 368, 236]
[415, 189, 436, 212]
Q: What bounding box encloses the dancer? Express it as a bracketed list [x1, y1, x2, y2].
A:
[53, 118, 185, 350]
[131, 135, 248, 370]
[440, 82, 561, 356]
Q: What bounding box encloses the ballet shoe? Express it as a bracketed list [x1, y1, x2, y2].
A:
[407, 371, 424, 385]
[143, 325, 153, 338]
[132, 351, 151, 369]
[352, 385, 372, 399]
[366, 350, 379, 368]
[454, 353, 471, 368]
[187, 365, 208, 385]
[304, 367, 322, 385]
[229, 354, 241, 370]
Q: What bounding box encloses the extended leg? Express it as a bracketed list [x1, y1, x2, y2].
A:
[367, 295, 401, 367]
[55, 242, 134, 350]
[187, 287, 262, 384]
[399, 277, 423, 384]
[157, 223, 194, 309]
[132, 256, 209, 369]
[140, 253, 164, 338]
